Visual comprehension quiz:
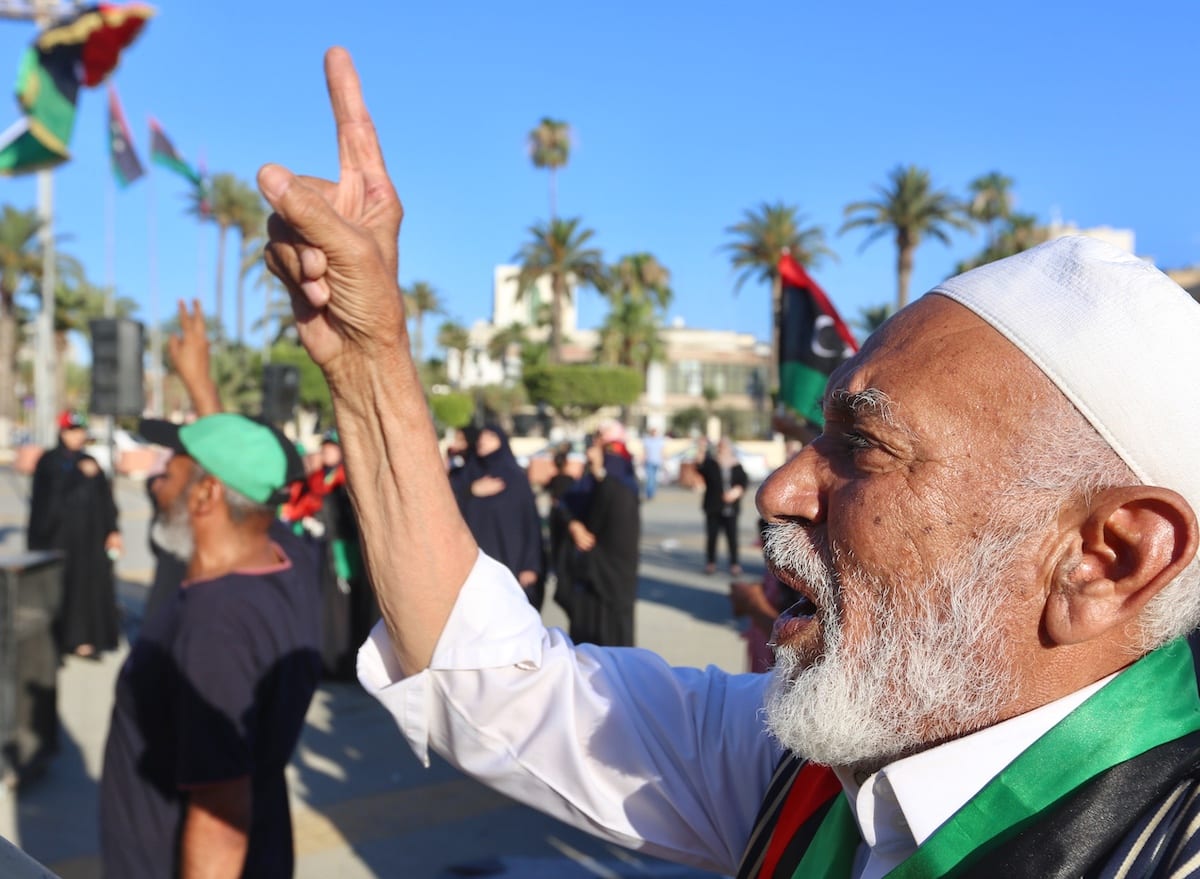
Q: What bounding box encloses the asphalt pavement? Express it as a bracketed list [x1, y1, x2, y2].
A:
[0, 466, 764, 878]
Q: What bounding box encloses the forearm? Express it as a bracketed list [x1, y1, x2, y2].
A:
[180, 370, 222, 416]
[328, 347, 477, 674]
[184, 379, 223, 417]
[179, 788, 249, 879]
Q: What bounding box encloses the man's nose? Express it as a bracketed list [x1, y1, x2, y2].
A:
[756, 442, 826, 526]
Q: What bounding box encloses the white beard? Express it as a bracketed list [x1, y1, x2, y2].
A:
[761, 521, 1025, 771]
[151, 495, 194, 564]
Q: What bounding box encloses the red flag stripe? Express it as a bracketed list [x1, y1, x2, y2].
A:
[778, 253, 859, 353]
[757, 761, 843, 879]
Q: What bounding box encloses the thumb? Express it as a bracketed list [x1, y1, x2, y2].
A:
[257, 164, 360, 257]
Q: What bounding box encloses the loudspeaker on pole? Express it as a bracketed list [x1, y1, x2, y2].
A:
[89, 318, 145, 417]
[261, 364, 300, 426]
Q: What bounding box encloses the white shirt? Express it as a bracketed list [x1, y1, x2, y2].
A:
[358, 551, 1117, 877]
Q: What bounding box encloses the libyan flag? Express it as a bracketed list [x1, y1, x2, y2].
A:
[0, 48, 78, 175]
[0, 4, 154, 176]
[108, 85, 143, 186]
[777, 252, 858, 426]
[149, 117, 201, 186]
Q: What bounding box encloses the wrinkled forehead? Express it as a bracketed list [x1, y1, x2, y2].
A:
[826, 296, 1053, 444]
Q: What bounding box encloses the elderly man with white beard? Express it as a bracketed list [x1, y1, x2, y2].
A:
[258, 49, 1200, 879]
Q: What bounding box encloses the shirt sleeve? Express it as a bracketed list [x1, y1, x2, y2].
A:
[172, 596, 258, 787]
[357, 550, 782, 874]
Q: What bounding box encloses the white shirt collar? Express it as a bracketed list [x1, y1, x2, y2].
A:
[832, 673, 1117, 879]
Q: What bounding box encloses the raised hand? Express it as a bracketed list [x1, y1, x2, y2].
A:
[257, 48, 405, 373]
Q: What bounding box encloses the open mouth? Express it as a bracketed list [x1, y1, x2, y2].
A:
[781, 595, 817, 620]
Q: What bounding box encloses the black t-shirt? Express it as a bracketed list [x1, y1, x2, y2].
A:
[99, 527, 321, 879]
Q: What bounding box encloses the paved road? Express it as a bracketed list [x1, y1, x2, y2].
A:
[0, 467, 765, 878]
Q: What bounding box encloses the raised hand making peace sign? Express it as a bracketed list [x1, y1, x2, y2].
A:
[257, 48, 406, 373]
[255, 48, 479, 675]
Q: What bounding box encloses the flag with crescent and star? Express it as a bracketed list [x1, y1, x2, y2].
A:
[777, 252, 858, 426]
[108, 85, 143, 186]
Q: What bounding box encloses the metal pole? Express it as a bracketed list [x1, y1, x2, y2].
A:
[148, 172, 163, 415]
[33, 170, 55, 448]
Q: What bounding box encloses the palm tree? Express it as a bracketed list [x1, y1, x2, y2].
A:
[967, 171, 1015, 249]
[436, 320, 471, 388]
[486, 322, 528, 384]
[841, 165, 971, 310]
[43, 277, 134, 409]
[955, 212, 1050, 274]
[231, 187, 267, 346]
[0, 206, 42, 433]
[609, 252, 673, 311]
[724, 202, 835, 394]
[597, 297, 666, 376]
[511, 217, 607, 365]
[528, 117, 570, 219]
[598, 253, 674, 375]
[854, 303, 894, 339]
[0, 207, 82, 435]
[403, 281, 444, 364]
[189, 172, 252, 343]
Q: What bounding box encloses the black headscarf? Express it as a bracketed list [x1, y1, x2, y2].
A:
[454, 424, 544, 583]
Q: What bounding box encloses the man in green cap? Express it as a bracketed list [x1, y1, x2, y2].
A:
[98, 413, 321, 879]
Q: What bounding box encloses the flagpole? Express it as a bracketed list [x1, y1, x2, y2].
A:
[148, 170, 162, 416]
[105, 158, 115, 317]
[34, 173, 55, 448]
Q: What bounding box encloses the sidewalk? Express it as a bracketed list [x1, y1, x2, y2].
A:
[0, 467, 762, 878]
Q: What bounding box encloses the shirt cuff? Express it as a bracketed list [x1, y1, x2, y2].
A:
[356, 549, 547, 764]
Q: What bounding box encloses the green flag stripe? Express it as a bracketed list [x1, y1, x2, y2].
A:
[889, 638, 1200, 878]
[779, 361, 829, 426]
[779, 639, 1200, 879]
[789, 796, 858, 879]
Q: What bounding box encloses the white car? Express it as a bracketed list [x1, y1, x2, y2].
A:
[86, 428, 151, 474]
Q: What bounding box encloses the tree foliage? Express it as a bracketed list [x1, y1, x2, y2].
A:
[429, 391, 474, 429]
[268, 341, 333, 421]
[528, 117, 571, 218]
[597, 252, 672, 374]
[404, 280, 444, 364]
[511, 217, 606, 364]
[522, 364, 642, 417]
[841, 165, 970, 309]
[724, 201, 835, 293]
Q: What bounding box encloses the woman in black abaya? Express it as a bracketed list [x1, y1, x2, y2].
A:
[27, 412, 121, 658]
[452, 425, 546, 609]
[559, 435, 641, 647]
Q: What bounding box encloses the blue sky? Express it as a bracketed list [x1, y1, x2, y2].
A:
[1, 0, 1197, 350]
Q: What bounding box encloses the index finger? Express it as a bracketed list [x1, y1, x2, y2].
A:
[324, 47, 387, 179]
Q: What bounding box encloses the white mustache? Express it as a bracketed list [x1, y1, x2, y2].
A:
[761, 522, 840, 620]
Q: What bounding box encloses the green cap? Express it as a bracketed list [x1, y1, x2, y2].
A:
[177, 413, 304, 505]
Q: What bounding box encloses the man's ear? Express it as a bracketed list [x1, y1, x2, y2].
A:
[1044, 486, 1198, 647]
[189, 474, 223, 518]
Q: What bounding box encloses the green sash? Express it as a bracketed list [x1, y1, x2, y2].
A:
[789, 638, 1200, 879]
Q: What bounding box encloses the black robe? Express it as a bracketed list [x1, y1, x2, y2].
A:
[561, 454, 640, 647]
[27, 444, 120, 654]
[452, 426, 546, 610]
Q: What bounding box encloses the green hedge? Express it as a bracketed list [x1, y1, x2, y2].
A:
[522, 364, 642, 415]
[429, 392, 475, 428]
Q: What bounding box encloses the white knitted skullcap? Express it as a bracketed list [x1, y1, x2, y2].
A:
[930, 235, 1200, 515]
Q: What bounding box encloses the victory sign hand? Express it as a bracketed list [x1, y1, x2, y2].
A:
[257, 48, 405, 373]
